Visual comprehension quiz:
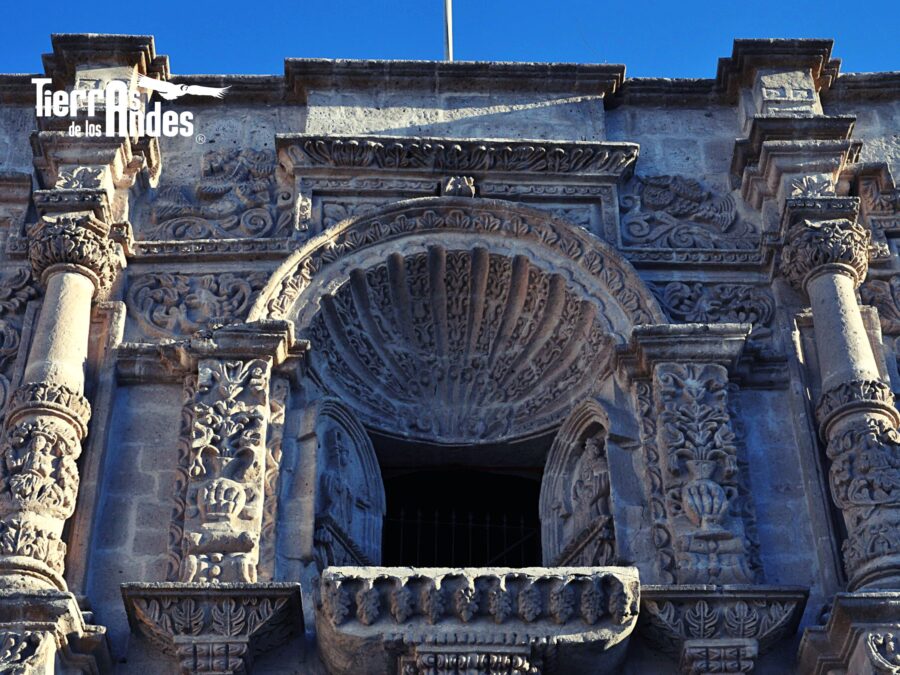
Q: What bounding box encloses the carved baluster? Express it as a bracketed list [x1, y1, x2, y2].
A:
[780, 211, 900, 590]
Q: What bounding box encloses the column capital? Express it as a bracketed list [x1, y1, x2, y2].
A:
[780, 216, 870, 292]
[26, 211, 123, 294]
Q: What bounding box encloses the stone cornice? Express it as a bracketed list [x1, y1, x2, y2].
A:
[740, 139, 862, 209]
[284, 58, 626, 102]
[730, 114, 856, 182]
[716, 38, 841, 100]
[277, 134, 639, 180]
[41, 33, 169, 88]
[617, 323, 751, 379]
[30, 131, 145, 193]
[606, 78, 726, 107]
[824, 71, 900, 102]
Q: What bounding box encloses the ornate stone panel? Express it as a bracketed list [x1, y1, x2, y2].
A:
[0, 269, 39, 414]
[126, 272, 270, 340]
[618, 175, 761, 264]
[140, 149, 293, 241]
[316, 566, 640, 675]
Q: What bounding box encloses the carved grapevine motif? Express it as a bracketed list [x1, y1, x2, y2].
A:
[619, 176, 759, 251]
[144, 149, 292, 240]
[127, 272, 270, 339]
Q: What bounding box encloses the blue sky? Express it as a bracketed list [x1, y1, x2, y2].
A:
[1, 0, 897, 77]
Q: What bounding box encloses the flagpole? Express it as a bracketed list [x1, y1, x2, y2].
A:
[444, 0, 454, 61]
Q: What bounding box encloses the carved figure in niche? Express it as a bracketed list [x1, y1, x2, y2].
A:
[570, 433, 611, 538]
[321, 429, 370, 529]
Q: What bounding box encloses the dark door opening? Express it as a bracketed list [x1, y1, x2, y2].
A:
[382, 469, 542, 567]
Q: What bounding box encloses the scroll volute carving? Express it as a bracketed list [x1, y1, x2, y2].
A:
[313, 400, 385, 568]
[539, 400, 619, 567]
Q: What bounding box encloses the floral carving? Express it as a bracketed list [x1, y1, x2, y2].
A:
[122, 583, 300, 675]
[27, 213, 122, 292]
[619, 175, 759, 251]
[321, 200, 387, 230]
[780, 218, 871, 291]
[127, 272, 269, 339]
[180, 358, 273, 584]
[0, 269, 39, 413]
[652, 282, 774, 340]
[816, 379, 896, 429]
[790, 175, 836, 197]
[54, 166, 103, 190]
[654, 363, 753, 584]
[401, 652, 536, 675]
[143, 149, 292, 240]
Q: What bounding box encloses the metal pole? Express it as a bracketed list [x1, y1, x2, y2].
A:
[444, 0, 454, 61]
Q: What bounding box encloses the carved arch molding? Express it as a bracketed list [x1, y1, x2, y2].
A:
[251, 197, 664, 444]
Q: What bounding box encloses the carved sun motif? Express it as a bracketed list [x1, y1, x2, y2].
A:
[303, 245, 615, 444]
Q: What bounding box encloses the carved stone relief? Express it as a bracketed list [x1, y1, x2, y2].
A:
[861, 276, 900, 335]
[619, 175, 759, 254]
[141, 149, 292, 240]
[540, 401, 617, 567]
[0, 269, 39, 413]
[127, 272, 269, 339]
[312, 400, 385, 569]
[303, 245, 616, 444]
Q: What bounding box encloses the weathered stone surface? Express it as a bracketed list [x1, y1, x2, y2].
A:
[0, 33, 896, 675]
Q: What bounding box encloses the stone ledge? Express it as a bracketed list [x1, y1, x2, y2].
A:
[317, 566, 640, 675]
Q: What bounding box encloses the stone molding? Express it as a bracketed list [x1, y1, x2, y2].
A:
[715, 38, 840, 100]
[121, 582, 301, 675]
[815, 379, 898, 436]
[317, 566, 640, 675]
[41, 33, 169, 88]
[640, 585, 808, 674]
[277, 134, 639, 178]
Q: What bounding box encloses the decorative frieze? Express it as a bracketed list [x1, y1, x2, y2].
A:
[316, 566, 640, 675]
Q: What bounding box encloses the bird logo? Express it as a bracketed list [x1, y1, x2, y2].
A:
[137, 75, 229, 101]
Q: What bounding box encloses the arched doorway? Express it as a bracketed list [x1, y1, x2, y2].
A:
[250, 197, 663, 569]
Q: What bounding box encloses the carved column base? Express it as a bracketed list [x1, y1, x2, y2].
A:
[640, 585, 808, 674]
[0, 589, 111, 674]
[798, 591, 900, 674]
[317, 566, 641, 675]
[120, 582, 302, 675]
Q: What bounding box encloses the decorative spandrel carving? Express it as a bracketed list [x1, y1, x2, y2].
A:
[127, 272, 269, 340]
[540, 401, 617, 568]
[312, 400, 385, 568]
[304, 246, 616, 445]
[651, 282, 775, 342]
[180, 358, 273, 584]
[619, 176, 759, 251]
[141, 149, 292, 240]
[653, 363, 753, 585]
[317, 567, 640, 675]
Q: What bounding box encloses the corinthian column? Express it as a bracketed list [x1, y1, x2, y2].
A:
[0, 210, 121, 591]
[780, 207, 900, 591]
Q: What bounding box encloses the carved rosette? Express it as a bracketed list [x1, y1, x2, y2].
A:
[121, 582, 301, 675]
[0, 382, 90, 589]
[180, 358, 273, 584]
[26, 212, 122, 293]
[779, 218, 871, 292]
[640, 586, 807, 674]
[652, 363, 754, 584]
[316, 566, 640, 675]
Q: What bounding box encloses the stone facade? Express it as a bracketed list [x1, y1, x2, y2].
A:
[0, 34, 897, 674]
